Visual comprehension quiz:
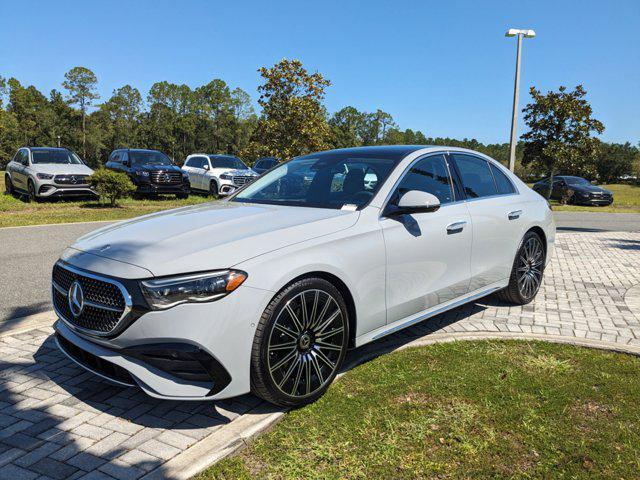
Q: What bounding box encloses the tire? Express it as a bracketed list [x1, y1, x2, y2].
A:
[250, 277, 349, 407]
[5, 175, 13, 195]
[209, 180, 219, 197]
[27, 180, 38, 202]
[496, 230, 545, 305]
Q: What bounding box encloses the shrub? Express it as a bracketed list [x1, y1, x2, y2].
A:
[89, 169, 136, 207]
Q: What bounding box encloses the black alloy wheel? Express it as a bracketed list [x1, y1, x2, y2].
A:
[497, 230, 545, 305]
[251, 277, 349, 407]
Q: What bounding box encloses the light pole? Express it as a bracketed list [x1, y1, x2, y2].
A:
[505, 28, 535, 172]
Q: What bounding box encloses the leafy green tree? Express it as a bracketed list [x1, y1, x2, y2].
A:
[594, 142, 638, 183]
[102, 85, 142, 149]
[89, 169, 136, 206]
[245, 59, 332, 160]
[329, 106, 366, 148]
[521, 85, 604, 196]
[62, 67, 100, 157]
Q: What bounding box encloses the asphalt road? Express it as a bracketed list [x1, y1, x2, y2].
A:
[0, 221, 112, 322]
[0, 212, 638, 323]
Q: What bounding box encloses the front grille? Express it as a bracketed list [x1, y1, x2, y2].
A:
[54, 174, 89, 185]
[150, 171, 182, 184]
[232, 175, 255, 187]
[52, 263, 129, 335]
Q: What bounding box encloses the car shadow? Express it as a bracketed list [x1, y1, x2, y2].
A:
[606, 238, 640, 251]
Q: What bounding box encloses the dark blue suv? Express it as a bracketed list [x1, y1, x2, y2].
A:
[106, 149, 190, 198]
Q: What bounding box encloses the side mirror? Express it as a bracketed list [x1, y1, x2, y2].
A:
[386, 190, 441, 216]
[122, 159, 130, 167]
[203, 164, 210, 171]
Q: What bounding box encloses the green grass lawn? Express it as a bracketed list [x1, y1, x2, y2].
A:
[0, 174, 214, 228]
[528, 183, 640, 213]
[200, 341, 640, 480]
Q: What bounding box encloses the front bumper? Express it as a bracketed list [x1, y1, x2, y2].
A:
[134, 180, 190, 195]
[574, 196, 613, 206]
[37, 182, 98, 198]
[53, 282, 274, 400]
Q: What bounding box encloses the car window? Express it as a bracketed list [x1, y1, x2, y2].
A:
[185, 157, 196, 168]
[31, 149, 83, 165]
[390, 154, 454, 205]
[489, 163, 516, 195]
[129, 151, 173, 166]
[210, 156, 247, 170]
[121, 152, 128, 164]
[19, 149, 29, 166]
[453, 154, 498, 199]
[233, 154, 399, 209]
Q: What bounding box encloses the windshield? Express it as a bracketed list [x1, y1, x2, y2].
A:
[231, 153, 399, 209]
[129, 151, 173, 166]
[564, 176, 591, 186]
[210, 156, 247, 170]
[31, 150, 83, 165]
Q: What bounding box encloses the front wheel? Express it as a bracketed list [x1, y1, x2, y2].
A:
[251, 277, 349, 407]
[5, 175, 13, 195]
[209, 180, 219, 197]
[497, 231, 545, 305]
[27, 180, 38, 202]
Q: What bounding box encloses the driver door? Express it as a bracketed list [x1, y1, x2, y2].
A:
[380, 153, 472, 324]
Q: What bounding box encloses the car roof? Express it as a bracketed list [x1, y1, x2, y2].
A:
[28, 147, 70, 151]
[122, 148, 163, 153]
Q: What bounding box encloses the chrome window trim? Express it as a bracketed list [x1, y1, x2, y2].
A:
[52, 261, 133, 338]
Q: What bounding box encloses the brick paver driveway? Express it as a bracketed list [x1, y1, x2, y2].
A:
[0, 231, 638, 479]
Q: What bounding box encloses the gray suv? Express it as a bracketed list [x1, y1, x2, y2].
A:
[5, 147, 97, 201]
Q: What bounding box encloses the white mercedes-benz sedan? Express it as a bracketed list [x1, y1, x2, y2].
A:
[52, 146, 555, 406]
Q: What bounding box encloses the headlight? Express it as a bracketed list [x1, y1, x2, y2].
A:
[136, 171, 150, 177]
[140, 270, 247, 310]
[36, 173, 54, 180]
[220, 173, 233, 180]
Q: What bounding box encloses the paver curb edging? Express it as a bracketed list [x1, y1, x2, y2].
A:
[0, 219, 115, 230]
[150, 331, 640, 480]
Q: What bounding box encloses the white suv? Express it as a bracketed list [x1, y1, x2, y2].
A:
[182, 154, 258, 196]
[5, 147, 96, 201]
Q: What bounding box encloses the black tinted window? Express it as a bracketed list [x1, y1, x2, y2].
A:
[129, 151, 172, 166]
[32, 149, 83, 165]
[393, 154, 454, 205]
[453, 154, 497, 198]
[490, 163, 515, 194]
[210, 156, 247, 169]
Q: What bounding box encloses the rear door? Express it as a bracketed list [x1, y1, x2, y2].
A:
[381, 153, 472, 324]
[450, 153, 526, 291]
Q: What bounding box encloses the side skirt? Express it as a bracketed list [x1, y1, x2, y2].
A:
[354, 280, 507, 348]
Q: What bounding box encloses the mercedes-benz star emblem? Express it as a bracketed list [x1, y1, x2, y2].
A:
[68, 280, 85, 318]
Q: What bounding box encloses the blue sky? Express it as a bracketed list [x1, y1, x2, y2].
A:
[1, 0, 638, 144]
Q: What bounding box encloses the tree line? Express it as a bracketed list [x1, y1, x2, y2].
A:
[1, 60, 638, 183]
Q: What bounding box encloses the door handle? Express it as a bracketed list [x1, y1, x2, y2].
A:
[508, 210, 522, 220]
[446, 221, 467, 234]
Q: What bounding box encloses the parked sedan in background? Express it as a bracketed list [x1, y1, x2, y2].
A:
[532, 175, 613, 205]
[52, 146, 554, 407]
[105, 149, 190, 199]
[182, 154, 258, 196]
[253, 157, 279, 175]
[5, 147, 97, 201]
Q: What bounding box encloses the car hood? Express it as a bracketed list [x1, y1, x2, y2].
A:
[573, 185, 612, 194]
[133, 164, 182, 173]
[31, 164, 94, 175]
[212, 168, 257, 176]
[68, 202, 359, 277]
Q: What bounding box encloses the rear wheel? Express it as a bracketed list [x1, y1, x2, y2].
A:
[497, 231, 545, 305]
[251, 277, 349, 407]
